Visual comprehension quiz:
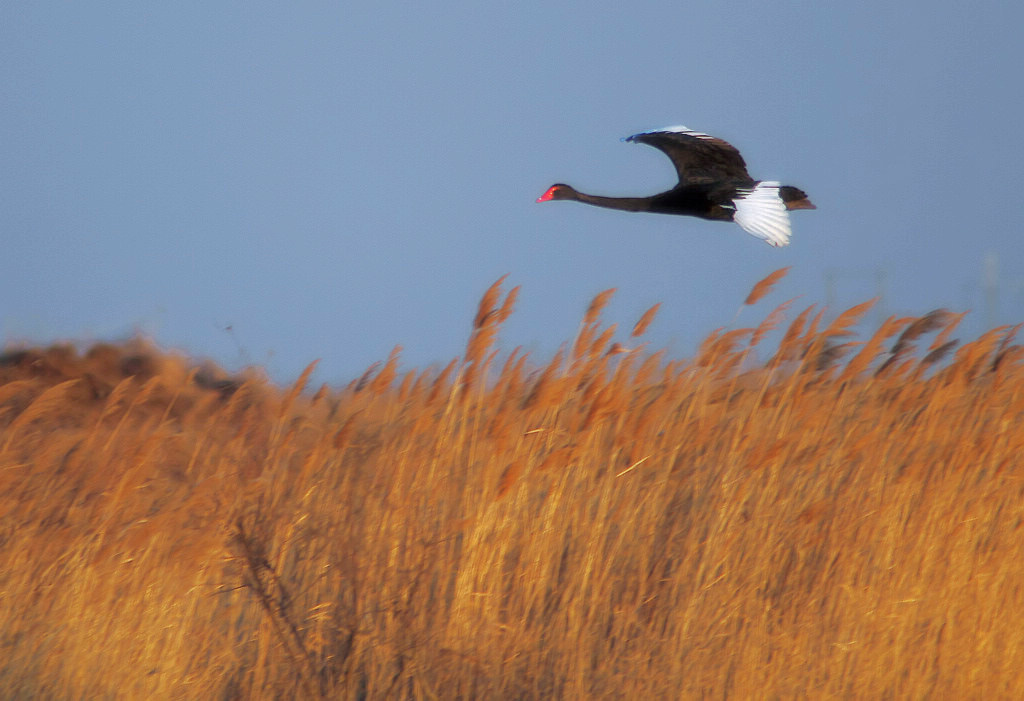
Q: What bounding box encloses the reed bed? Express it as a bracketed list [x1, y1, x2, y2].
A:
[1, 270, 1023, 699]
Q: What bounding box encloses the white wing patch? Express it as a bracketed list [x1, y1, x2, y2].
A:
[732, 182, 792, 247]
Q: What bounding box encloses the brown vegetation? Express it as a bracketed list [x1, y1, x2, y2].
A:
[2, 270, 1024, 699]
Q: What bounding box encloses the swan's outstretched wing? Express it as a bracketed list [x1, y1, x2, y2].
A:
[623, 125, 751, 185]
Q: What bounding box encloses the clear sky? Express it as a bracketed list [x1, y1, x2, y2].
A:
[3, 2, 1023, 383]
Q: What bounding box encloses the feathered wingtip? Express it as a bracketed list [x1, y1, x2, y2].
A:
[621, 125, 709, 143]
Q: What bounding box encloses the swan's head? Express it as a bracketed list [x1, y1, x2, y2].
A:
[536, 184, 578, 203]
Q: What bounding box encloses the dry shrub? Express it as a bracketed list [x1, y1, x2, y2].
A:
[2, 280, 1024, 699]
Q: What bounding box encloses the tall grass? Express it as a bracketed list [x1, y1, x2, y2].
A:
[2, 272, 1024, 699]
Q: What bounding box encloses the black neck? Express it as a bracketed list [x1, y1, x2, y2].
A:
[572, 191, 651, 212]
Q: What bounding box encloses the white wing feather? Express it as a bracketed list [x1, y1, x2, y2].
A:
[732, 182, 792, 247]
[643, 125, 716, 140]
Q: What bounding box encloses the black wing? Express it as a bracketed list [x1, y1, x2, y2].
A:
[623, 126, 752, 185]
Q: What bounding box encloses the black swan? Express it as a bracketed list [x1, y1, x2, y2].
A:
[537, 125, 815, 247]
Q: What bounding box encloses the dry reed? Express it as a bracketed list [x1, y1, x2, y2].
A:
[744, 266, 791, 306]
[2, 278, 1024, 699]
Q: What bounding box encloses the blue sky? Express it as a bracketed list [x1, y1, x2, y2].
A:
[3, 3, 1023, 383]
